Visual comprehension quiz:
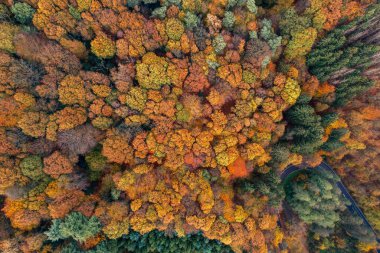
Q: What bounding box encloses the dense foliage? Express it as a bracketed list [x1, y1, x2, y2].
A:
[285, 168, 378, 252]
[0, 0, 378, 252]
[45, 212, 102, 243]
[307, 3, 380, 106]
[61, 230, 233, 253]
[285, 169, 348, 234]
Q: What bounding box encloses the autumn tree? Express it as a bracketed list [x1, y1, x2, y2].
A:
[43, 151, 73, 178]
[91, 34, 116, 59]
[1, 0, 377, 251]
[14, 33, 81, 74]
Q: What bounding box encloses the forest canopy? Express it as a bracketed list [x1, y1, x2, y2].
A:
[0, 0, 379, 252]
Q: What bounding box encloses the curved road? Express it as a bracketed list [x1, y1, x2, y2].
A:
[281, 162, 380, 246]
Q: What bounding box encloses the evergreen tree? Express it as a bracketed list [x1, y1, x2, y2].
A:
[321, 113, 339, 128]
[285, 170, 347, 234]
[61, 230, 233, 253]
[340, 210, 377, 243]
[283, 97, 324, 154]
[236, 169, 285, 208]
[307, 4, 380, 106]
[270, 144, 290, 166]
[45, 212, 102, 243]
[333, 74, 374, 107]
[321, 128, 348, 151]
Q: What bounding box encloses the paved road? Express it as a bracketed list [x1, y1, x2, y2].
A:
[281, 162, 380, 246]
[280, 165, 300, 181]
